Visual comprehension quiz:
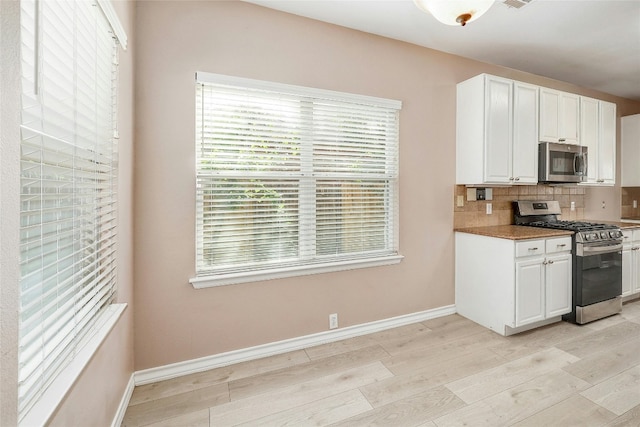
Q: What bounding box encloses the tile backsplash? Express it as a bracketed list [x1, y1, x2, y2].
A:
[622, 187, 640, 219]
[454, 184, 585, 228]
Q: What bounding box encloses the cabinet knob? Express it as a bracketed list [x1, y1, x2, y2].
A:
[529, 247, 539, 251]
[515, 177, 520, 181]
[509, 177, 514, 181]
[548, 260, 554, 264]
[559, 138, 566, 142]
[543, 260, 548, 265]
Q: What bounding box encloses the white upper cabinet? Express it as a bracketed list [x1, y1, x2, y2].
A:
[540, 88, 580, 145]
[599, 101, 616, 185]
[622, 114, 640, 186]
[580, 97, 616, 186]
[456, 74, 538, 185]
[512, 82, 540, 184]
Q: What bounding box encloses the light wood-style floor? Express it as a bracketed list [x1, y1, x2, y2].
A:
[123, 299, 640, 427]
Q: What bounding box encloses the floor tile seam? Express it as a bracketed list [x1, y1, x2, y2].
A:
[501, 394, 577, 427]
[127, 380, 230, 408]
[448, 369, 592, 426]
[233, 389, 373, 427]
[451, 346, 580, 385]
[208, 363, 393, 426]
[123, 387, 230, 426]
[351, 383, 468, 425]
[377, 328, 490, 357]
[226, 344, 390, 398]
[125, 381, 231, 416]
[226, 360, 393, 403]
[129, 408, 209, 427]
[381, 344, 507, 379]
[579, 363, 640, 399]
[560, 352, 640, 388]
[555, 320, 640, 357]
[361, 375, 474, 411]
[443, 353, 582, 406]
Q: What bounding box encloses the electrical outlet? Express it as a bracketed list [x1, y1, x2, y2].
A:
[570, 201, 575, 211]
[634, 200, 638, 209]
[486, 203, 492, 215]
[329, 313, 338, 329]
[457, 195, 464, 207]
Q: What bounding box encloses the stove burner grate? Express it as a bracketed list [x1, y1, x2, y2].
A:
[525, 220, 616, 232]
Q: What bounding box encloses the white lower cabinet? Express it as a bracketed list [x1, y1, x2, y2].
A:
[622, 228, 640, 298]
[456, 232, 572, 335]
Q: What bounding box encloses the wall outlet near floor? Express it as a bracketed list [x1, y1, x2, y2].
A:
[634, 200, 638, 209]
[329, 313, 338, 329]
[457, 195, 464, 207]
[486, 203, 492, 215]
[570, 201, 575, 211]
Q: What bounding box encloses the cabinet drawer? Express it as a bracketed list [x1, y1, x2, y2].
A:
[546, 237, 572, 254]
[516, 240, 545, 258]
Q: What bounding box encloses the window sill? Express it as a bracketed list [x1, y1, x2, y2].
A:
[190, 255, 404, 289]
[19, 303, 127, 427]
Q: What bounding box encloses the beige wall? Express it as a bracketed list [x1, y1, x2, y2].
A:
[0, 1, 135, 425]
[133, 0, 640, 371]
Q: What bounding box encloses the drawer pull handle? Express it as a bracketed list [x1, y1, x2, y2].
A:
[528, 247, 539, 251]
[557, 244, 566, 247]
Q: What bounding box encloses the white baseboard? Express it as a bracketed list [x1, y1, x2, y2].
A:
[134, 304, 456, 386]
[111, 373, 135, 427]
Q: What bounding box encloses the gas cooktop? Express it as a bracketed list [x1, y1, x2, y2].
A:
[513, 200, 623, 243]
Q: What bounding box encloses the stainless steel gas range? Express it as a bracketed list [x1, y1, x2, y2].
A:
[514, 200, 623, 324]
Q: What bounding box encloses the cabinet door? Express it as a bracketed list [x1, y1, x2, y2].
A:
[621, 114, 640, 186]
[515, 258, 545, 326]
[545, 253, 572, 317]
[633, 247, 640, 295]
[580, 97, 599, 184]
[512, 82, 538, 184]
[598, 101, 616, 185]
[539, 89, 560, 143]
[484, 77, 513, 183]
[560, 93, 580, 145]
[622, 246, 633, 297]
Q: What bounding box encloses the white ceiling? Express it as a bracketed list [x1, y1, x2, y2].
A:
[244, 0, 640, 101]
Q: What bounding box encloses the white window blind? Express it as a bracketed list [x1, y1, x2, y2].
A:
[18, 0, 119, 419]
[194, 72, 401, 283]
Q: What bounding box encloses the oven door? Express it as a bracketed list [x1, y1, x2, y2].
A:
[575, 241, 623, 306]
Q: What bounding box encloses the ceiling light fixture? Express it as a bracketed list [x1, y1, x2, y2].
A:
[413, 0, 495, 26]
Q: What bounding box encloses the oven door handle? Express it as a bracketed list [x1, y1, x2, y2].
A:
[580, 243, 623, 255]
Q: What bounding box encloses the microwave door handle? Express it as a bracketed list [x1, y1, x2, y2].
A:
[575, 153, 585, 176]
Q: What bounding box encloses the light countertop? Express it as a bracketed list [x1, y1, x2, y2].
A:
[454, 225, 573, 240]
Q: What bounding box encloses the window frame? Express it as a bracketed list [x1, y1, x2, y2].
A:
[191, 72, 402, 289]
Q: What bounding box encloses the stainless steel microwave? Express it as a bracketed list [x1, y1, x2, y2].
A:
[538, 142, 587, 183]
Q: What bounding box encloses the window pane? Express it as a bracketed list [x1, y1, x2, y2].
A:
[197, 178, 299, 271]
[316, 180, 390, 256]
